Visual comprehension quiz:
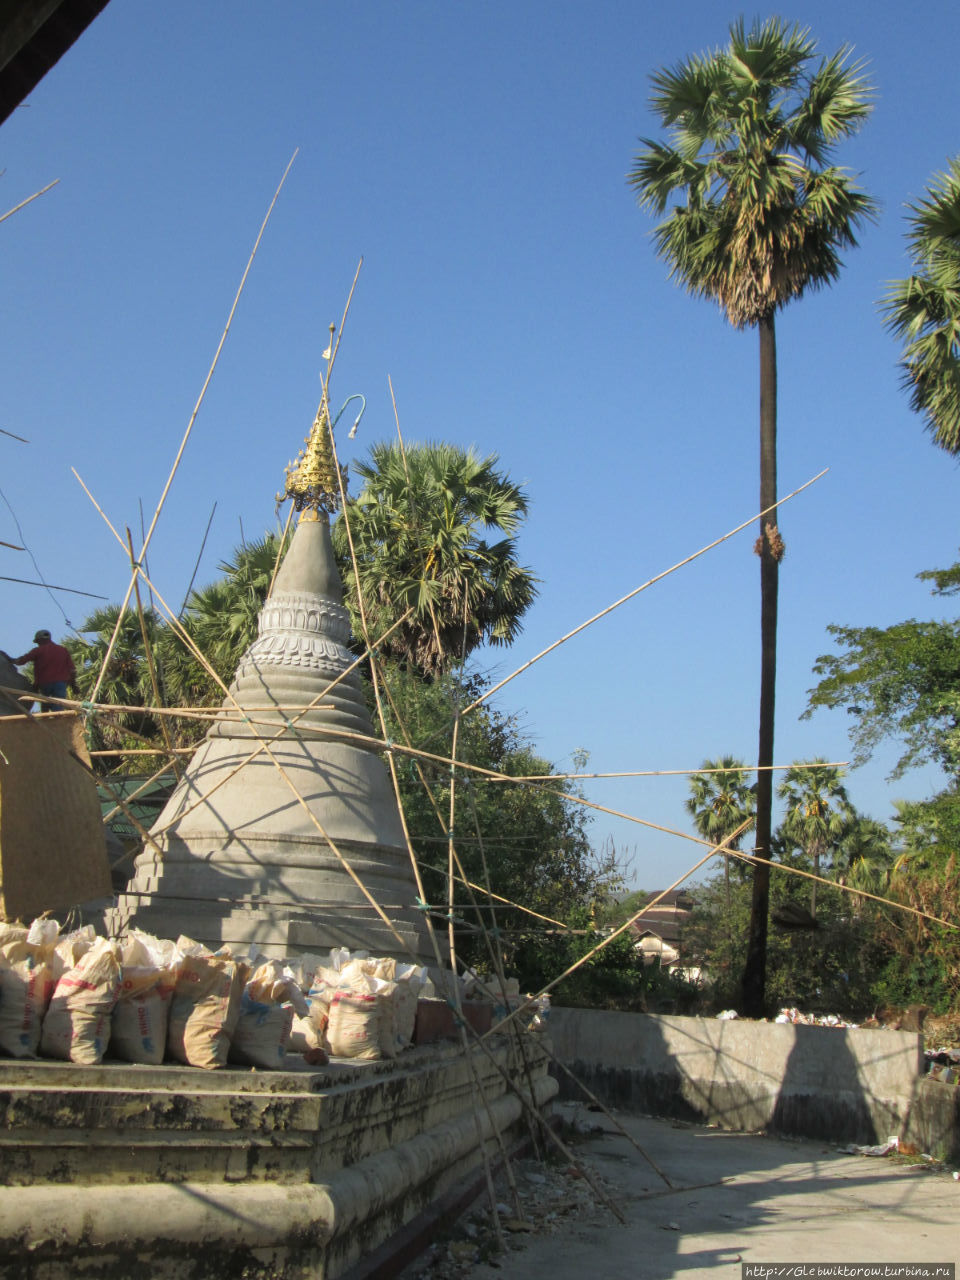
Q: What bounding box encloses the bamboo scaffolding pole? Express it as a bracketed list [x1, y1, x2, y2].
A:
[60, 475, 855, 873]
[178, 500, 218, 618]
[74, 153, 297, 707]
[86, 573, 141, 706]
[441, 1008, 628, 1225]
[542, 1041, 675, 1188]
[448, 782, 547, 1164]
[419, 863, 572, 929]
[127, 527, 180, 778]
[460, 470, 828, 719]
[727, 847, 960, 932]
[479, 824, 749, 1046]
[0, 574, 106, 598]
[325, 259, 363, 386]
[493, 762, 849, 783]
[136, 575, 412, 954]
[100, 757, 180, 826]
[331, 380, 524, 1227]
[0, 687, 167, 862]
[45, 669, 958, 938]
[136, 151, 297, 570]
[0, 179, 59, 226]
[267, 502, 295, 600]
[335, 440, 517, 1235]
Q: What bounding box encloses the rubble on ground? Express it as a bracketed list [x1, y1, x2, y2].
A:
[398, 1109, 615, 1280]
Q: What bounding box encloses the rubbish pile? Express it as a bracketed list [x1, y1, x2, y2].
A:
[924, 1046, 960, 1085]
[0, 920, 524, 1071]
[714, 1008, 857, 1026]
[774, 1008, 857, 1027]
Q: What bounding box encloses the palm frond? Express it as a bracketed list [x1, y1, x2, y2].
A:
[630, 18, 874, 330]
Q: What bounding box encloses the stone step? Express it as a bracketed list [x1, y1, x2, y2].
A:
[0, 1041, 533, 1188]
[0, 1127, 315, 1186]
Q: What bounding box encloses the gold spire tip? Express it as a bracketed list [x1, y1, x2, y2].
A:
[279, 404, 343, 520]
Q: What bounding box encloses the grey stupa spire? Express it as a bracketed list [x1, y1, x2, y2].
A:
[110, 404, 434, 961]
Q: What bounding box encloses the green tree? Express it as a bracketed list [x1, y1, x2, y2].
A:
[685, 863, 883, 1015]
[685, 757, 756, 908]
[380, 662, 604, 929]
[805, 556, 960, 1010]
[803, 555, 960, 780]
[883, 157, 960, 456]
[870, 796, 960, 1012]
[334, 442, 537, 676]
[166, 534, 282, 706]
[629, 18, 875, 1015]
[836, 814, 894, 900]
[373, 659, 645, 1004]
[777, 761, 853, 919]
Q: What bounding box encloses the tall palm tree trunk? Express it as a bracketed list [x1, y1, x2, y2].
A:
[742, 311, 779, 1016]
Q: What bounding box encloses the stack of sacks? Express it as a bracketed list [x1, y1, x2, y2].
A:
[40, 934, 122, 1064]
[0, 919, 62, 1058]
[166, 937, 249, 1070]
[306, 950, 428, 1061]
[110, 931, 179, 1065]
[286, 955, 330, 1065]
[228, 955, 308, 1069]
[0, 927, 436, 1070]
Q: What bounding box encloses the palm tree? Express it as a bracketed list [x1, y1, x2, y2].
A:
[686, 757, 756, 909]
[333, 442, 538, 676]
[883, 157, 960, 456]
[836, 815, 893, 909]
[161, 534, 283, 712]
[777, 761, 854, 920]
[629, 18, 875, 1013]
[67, 605, 162, 765]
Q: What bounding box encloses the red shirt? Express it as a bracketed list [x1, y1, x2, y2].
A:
[16, 642, 75, 686]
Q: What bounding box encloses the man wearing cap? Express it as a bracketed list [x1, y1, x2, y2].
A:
[12, 630, 76, 710]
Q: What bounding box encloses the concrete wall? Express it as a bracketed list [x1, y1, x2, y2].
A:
[903, 1077, 960, 1163]
[548, 1008, 923, 1145]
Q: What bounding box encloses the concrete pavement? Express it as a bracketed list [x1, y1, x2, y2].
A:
[467, 1104, 960, 1280]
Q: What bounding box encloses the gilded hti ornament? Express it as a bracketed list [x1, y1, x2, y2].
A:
[280, 404, 344, 519]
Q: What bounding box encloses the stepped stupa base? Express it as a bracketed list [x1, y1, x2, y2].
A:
[0, 1040, 558, 1279]
[111, 878, 429, 961]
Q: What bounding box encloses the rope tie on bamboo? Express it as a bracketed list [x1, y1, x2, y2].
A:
[414, 898, 431, 912]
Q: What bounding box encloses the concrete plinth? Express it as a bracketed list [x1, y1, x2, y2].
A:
[0, 1038, 556, 1278]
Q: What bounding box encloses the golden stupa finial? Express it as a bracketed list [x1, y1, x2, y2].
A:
[280, 400, 343, 520]
[278, 325, 361, 520]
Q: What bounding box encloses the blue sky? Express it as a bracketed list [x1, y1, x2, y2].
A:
[1, 1, 958, 888]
